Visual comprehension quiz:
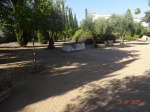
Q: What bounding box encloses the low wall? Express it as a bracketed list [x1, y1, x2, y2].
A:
[62, 42, 85, 52]
[104, 40, 114, 45]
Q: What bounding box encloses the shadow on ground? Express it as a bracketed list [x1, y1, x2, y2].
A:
[63, 70, 150, 112]
[127, 42, 150, 45]
[0, 42, 141, 111]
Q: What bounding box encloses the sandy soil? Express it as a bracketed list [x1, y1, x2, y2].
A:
[0, 41, 150, 112]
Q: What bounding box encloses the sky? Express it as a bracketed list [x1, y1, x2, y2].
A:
[65, 0, 150, 23]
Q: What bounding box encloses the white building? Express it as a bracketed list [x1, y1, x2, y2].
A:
[91, 13, 149, 27]
[92, 13, 112, 21]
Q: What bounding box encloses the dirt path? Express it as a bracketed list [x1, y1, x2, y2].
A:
[0, 41, 150, 112]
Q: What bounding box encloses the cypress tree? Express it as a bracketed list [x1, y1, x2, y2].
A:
[73, 14, 78, 30]
[125, 9, 133, 22]
[85, 8, 88, 19]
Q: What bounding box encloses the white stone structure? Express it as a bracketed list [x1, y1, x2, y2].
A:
[92, 13, 112, 21]
[62, 42, 85, 52]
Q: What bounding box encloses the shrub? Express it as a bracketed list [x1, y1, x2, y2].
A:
[37, 31, 47, 44]
[134, 34, 141, 38]
[72, 29, 83, 42]
[78, 35, 93, 44]
[141, 28, 148, 35]
[78, 30, 93, 44]
[16, 30, 29, 46]
[125, 35, 134, 41]
[103, 34, 116, 43]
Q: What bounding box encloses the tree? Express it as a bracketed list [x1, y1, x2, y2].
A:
[61, 4, 78, 41]
[124, 9, 135, 37]
[85, 8, 88, 19]
[80, 12, 98, 47]
[135, 8, 141, 19]
[125, 9, 133, 22]
[144, 11, 150, 24]
[0, 0, 29, 46]
[109, 14, 133, 45]
[93, 18, 107, 35]
[73, 14, 78, 31]
[143, 1, 150, 26]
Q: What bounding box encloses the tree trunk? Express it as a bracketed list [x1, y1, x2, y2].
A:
[93, 35, 98, 47]
[63, 34, 66, 42]
[32, 38, 36, 71]
[48, 37, 55, 49]
[44, 31, 55, 49]
[120, 37, 124, 45]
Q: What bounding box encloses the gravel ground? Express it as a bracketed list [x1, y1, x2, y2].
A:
[0, 41, 150, 112]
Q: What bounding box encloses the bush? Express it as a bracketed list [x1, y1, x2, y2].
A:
[141, 28, 148, 35]
[78, 36, 93, 44]
[125, 35, 134, 41]
[72, 29, 83, 42]
[16, 30, 29, 46]
[37, 31, 47, 44]
[78, 30, 93, 44]
[134, 34, 141, 38]
[103, 34, 116, 43]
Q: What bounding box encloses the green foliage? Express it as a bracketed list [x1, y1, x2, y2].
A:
[72, 28, 83, 41]
[37, 31, 47, 44]
[73, 14, 78, 30]
[125, 35, 134, 41]
[102, 34, 116, 42]
[143, 11, 150, 26]
[125, 9, 133, 22]
[134, 34, 141, 38]
[93, 18, 107, 35]
[2, 25, 16, 41]
[109, 14, 135, 41]
[0, 0, 78, 47]
[141, 28, 148, 35]
[80, 14, 95, 34]
[78, 30, 93, 44]
[134, 22, 148, 36]
[135, 8, 141, 15]
[16, 30, 28, 46]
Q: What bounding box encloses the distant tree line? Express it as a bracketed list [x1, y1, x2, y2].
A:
[75, 8, 149, 46]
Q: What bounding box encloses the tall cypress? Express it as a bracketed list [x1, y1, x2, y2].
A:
[73, 14, 78, 30]
[85, 8, 88, 19]
[68, 8, 73, 29]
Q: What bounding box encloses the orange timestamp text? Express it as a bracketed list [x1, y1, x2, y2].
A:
[118, 99, 141, 105]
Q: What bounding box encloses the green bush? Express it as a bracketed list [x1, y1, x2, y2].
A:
[125, 35, 134, 41]
[37, 31, 47, 44]
[134, 34, 141, 38]
[72, 29, 83, 42]
[141, 28, 148, 35]
[78, 35, 93, 44]
[103, 34, 116, 43]
[16, 30, 29, 46]
[78, 30, 93, 44]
